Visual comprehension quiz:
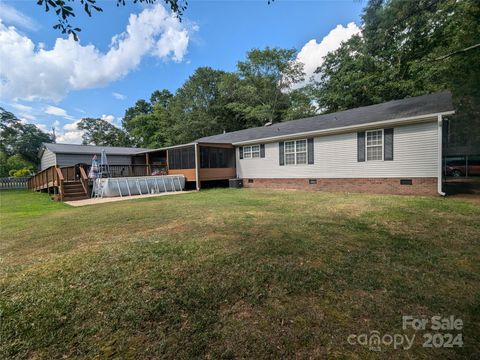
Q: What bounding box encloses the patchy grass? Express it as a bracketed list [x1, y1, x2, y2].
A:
[0, 189, 479, 359]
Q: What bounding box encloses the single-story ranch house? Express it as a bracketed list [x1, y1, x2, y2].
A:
[35, 91, 454, 197]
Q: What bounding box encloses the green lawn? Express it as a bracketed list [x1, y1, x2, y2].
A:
[1, 189, 479, 359]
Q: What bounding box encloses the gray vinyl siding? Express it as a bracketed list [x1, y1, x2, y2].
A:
[236, 121, 438, 179]
[40, 149, 57, 170]
[55, 154, 133, 167]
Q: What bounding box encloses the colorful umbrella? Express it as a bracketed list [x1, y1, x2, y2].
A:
[88, 154, 98, 179]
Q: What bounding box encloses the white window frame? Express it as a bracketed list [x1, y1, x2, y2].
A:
[284, 139, 307, 165]
[365, 129, 384, 161]
[242, 144, 260, 159]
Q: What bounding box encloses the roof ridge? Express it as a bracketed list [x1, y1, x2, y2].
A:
[195, 91, 453, 144]
[196, 91, 452, 142]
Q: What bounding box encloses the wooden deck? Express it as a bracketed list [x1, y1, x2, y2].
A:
[28, 165, 90, 201]
[28, 165, 156, 201]
[28, 161, 236, 201]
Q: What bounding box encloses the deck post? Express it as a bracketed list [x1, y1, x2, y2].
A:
[194, 143, 201, 191]
[46, 169, 50, 196]
[146, 153, 151, 176]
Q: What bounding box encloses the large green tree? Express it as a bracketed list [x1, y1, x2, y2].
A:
[169, 67, 232, 144]
[77, 118, 132, 146]
[122, 94, 173, 147]
[223, 47, 306, 127]
[122, 48, 316, 146]
[0, 107, 52, 164]
[314, 0, 480, 146]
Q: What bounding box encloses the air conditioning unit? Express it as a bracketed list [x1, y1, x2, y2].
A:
[229, 178, 243, 188]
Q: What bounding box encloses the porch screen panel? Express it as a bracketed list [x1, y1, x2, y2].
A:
[168, 146, 195, 169]
[200, 147, 235, 168]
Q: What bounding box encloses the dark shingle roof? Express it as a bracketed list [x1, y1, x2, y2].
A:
[196, 91, 454, 144]
[43, 143, 151, 155]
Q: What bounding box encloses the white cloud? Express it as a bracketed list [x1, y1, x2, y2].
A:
[9, 102, 33, 112]
[0, 4, 193, 102]
[35, 123, 49, 132]
[100, 114, 115, 123]
[58, 118, 83, 144]
[19, 113, 36, 121]
[63, 119, 80, 131]
[59, 114, 121, 144]
[57, 130, 83, 144]
[0, 3, 40, 31]
[44, 105, 76, 122]
[112, 92, 126, 100]
[45, 105, 68, 117]
[295, 22, 361, 87]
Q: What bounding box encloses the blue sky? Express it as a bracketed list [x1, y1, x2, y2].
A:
[0, 0, 363, 143]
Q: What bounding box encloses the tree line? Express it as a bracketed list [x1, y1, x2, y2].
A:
[82, 0, 479, 150]
[80, 47, 316, 148]
[0, 108, 52, 177]
[1, 0, 478, 176]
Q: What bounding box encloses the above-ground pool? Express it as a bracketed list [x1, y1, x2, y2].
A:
[92, 175, 185, 198]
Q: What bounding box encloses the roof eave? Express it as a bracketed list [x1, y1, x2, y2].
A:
[231, 111, 455, 145]
[138, 142, 197, 154]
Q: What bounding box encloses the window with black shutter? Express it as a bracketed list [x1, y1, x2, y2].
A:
[279, 142, 285, 166]
[384, 128, 394, 161]
[357, 131, 366, 162]
[307, 138, 314, 164]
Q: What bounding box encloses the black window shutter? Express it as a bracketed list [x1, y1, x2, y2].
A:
[357, 132, 366, 162]
[384, 128, 394, 161]
[260, 144, 265, 158]
[279, 142, 284, 166]
[239, 147, 243, 159]
[307, 138, 314, 164]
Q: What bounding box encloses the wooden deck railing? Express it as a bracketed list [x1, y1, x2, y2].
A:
[79, 167, 89, 196]
[27, 165, 64, 198]
[28, 165, 154, 193]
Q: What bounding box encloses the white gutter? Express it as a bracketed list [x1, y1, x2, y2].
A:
[232, 111, 456, 145]
[437, 114, 446, 196]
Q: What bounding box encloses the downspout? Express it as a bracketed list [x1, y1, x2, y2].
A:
[194, 143, 200, 191]
[437, 114, 446, 196]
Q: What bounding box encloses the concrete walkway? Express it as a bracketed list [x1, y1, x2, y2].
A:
[65, 191, 193, 207]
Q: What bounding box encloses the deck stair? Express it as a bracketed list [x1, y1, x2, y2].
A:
[62, 180, 89, 201]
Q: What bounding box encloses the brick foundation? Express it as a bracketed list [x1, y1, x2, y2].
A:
[242, 177, 439, 196]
